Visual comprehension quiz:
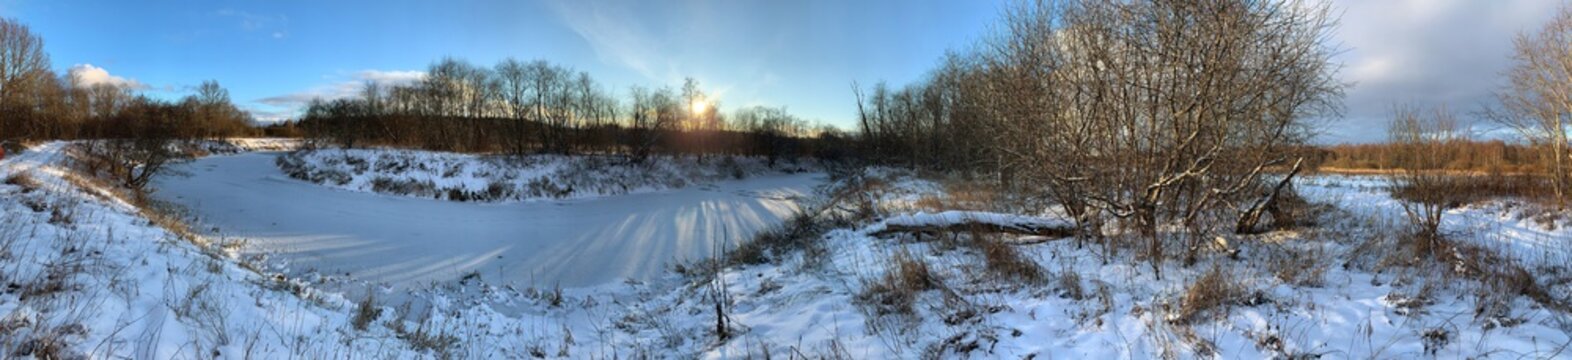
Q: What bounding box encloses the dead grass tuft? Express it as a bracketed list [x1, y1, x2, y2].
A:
[3, 172, 41, 193]
[1267, 246, 1327, 287]
[914, 178, 1003, 212]
[352, 291, 383, 331]
[1056, 267, 1086, 300]
[856, 252, 942, 318]
[1174, 266, 1249, 324]
[389, 305, 459, 355]
[970, 229, 1045, 284]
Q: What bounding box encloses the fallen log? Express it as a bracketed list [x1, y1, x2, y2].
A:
[869, 211, 1076, 239]
[1236, 157, 1304, 234]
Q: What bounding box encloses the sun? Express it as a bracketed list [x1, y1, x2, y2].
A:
[690, 99, 709, 114]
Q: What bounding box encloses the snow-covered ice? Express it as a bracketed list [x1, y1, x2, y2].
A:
[154, 152, 824, 290]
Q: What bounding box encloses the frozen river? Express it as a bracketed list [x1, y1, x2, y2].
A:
[153, 152, 822, 289]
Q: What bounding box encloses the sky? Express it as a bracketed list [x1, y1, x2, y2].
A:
[0, 0, 1564, 143]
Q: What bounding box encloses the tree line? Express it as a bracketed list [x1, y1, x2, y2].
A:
[297, 57, 851, 164]
[0, 18, 254, 143]
[1316, 140, 1541, 174]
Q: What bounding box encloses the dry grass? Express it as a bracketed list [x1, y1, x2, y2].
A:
[352, 291, 383, 332]
[1174, 266, 1248, 324]
[1267, 246, 1327, 287]
[969, 229, 1045, 285]
[7, 322, 81, 359]
[856, 252, 942, 319]
[3, 172, 41, 193]
[1056, 267, 1086, 300]
[388, 305, 459, 355]
[914, 178, 1002, 212]
[727, 210, 829, 267]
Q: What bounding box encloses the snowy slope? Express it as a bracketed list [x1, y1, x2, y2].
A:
[0, 142, 418, 358]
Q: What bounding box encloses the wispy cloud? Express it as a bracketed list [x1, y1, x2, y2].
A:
[546, 1, 664, 81]
[250, 70, 425, 122]
[67, 64, 149, 90]
[216, 9, 288, 39]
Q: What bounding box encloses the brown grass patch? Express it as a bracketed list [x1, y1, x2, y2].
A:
[970, 229, 1045, 284]
[1174, 266, 1248, 324]
[352, 290, 383, 331]
[1267, 246, 1327, 287]
[3, 172, 40, 193]
[916, 178, 1003, 212]
[856, 252, 942, 318]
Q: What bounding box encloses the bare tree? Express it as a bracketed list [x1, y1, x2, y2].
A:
[496, 58, 534, 155]
[0, 17, 51, 140]
[1495, 5, 1572, 205]
[735, 106, 801, 167]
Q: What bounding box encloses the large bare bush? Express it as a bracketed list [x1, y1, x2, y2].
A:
[858, 0, 1343, 272]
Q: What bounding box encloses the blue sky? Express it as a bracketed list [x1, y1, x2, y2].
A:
[0, 0, 1001, 129]
[1, 0, 1565, 143]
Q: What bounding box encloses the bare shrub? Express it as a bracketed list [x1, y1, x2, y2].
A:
[276, 151, 352, 186]
[369, 177, 438, 199]
[1386, 105, 1466, 257]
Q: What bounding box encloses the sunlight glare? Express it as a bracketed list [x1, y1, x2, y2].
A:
[690, 99, 709, 114]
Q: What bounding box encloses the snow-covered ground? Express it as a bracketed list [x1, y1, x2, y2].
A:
[645, 171, 1572, 358]
[154, 151, 822, 290]
[5, 141, 1570, 358]
[275, 148, 813, 202]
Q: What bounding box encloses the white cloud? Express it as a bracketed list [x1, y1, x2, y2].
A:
[251, 70, 426, 122]
[67, 64, 149, 90]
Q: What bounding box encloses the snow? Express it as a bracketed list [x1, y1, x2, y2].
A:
[0, 142, 414, 358]
[5, 142, 1570, 358]
[652, 172, 1572, 358]
[154, 151, 824, 290]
